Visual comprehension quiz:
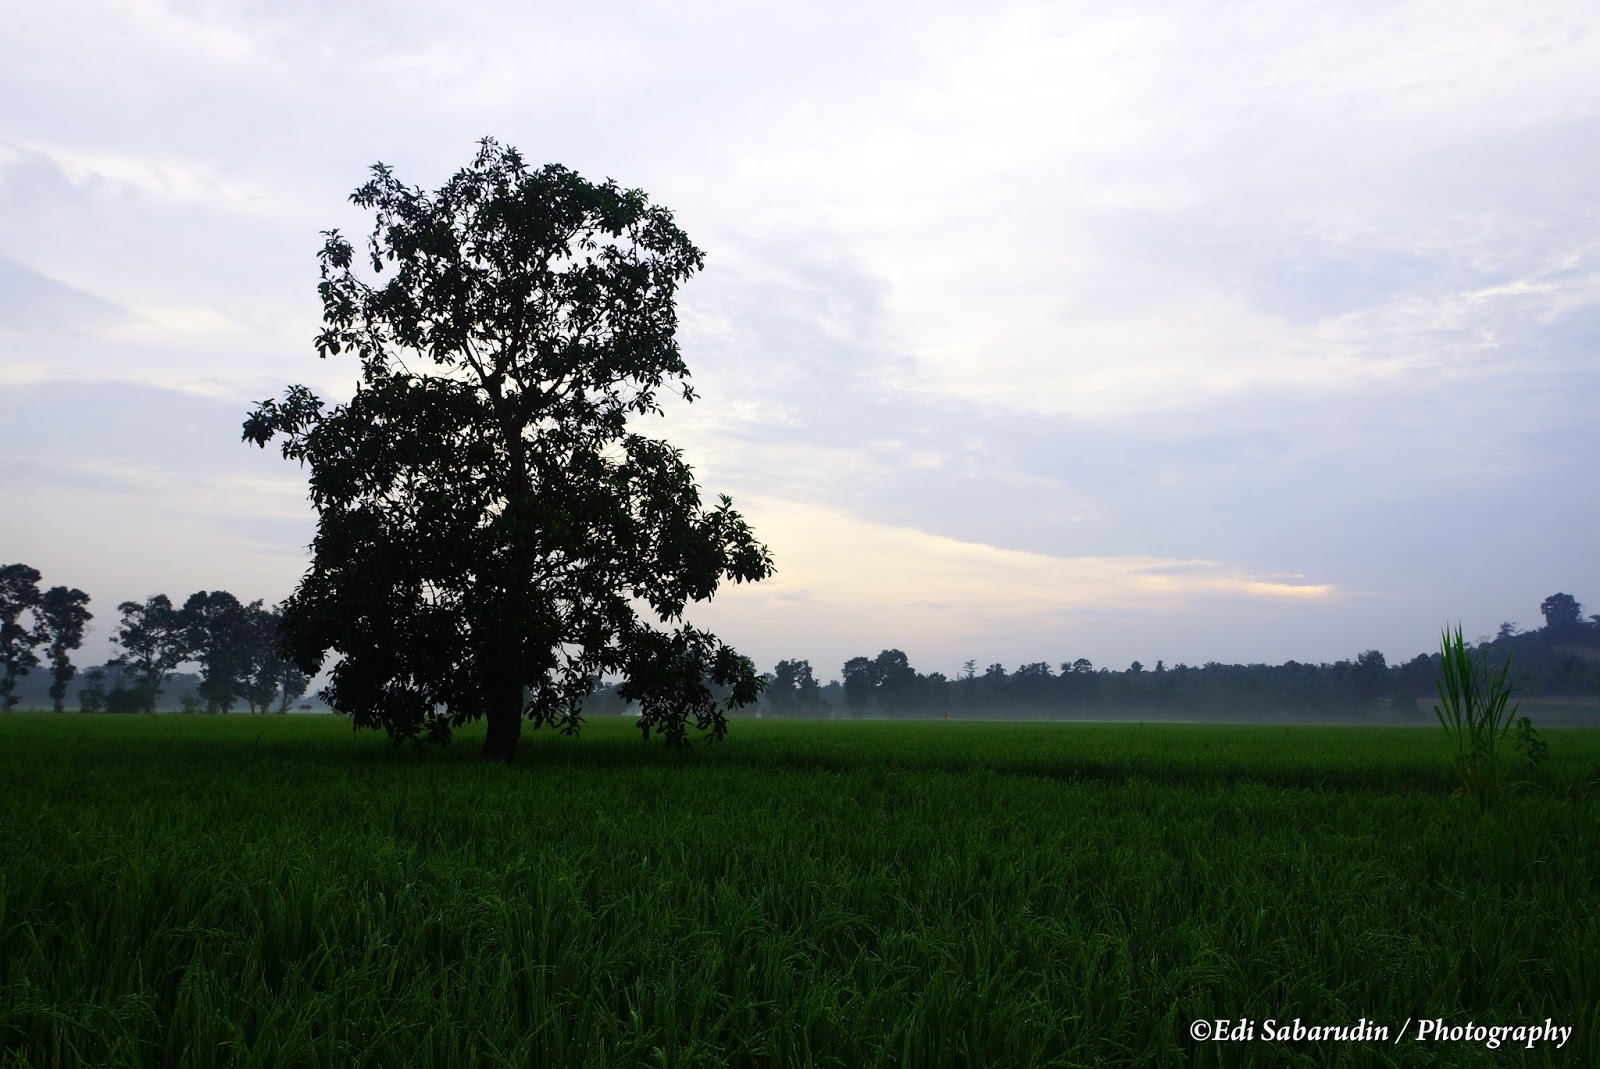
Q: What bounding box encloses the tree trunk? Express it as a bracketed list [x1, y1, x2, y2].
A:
[481, 666, 523, 762]
[482, 698, 522, 762]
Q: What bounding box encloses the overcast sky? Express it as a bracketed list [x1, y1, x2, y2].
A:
[3, 0, 1598, 682]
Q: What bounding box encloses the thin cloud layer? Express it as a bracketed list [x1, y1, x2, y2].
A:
[683, 496, 1339, 675]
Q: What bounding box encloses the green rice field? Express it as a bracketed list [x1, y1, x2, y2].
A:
[2, 714, 1598, 1067]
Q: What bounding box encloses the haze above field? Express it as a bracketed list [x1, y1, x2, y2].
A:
[3, 1, 1598, 677]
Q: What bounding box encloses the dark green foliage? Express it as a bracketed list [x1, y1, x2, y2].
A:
[762, 658, 825, 717]
[77, 666, 107, 713]
[1514, 714, 1549, 770]
[1433, 624, 1527, 804]
[104, 682, 154, 715]
[0, 563, 43, 712]
[762, 662, 793, 717]
[1010, 661, 1054, 712]
[175, 593, 302, 715]
[837, 620, 1599, 723]
[238, 603, 285, 713]
[182, 590, 251, 713]
[36, 586, 92, 712]
[1352, 648, 1387, 705]
[243, 138, 772, 760]
[836, 651, 950, 719]
[267, 651, 312, 715]
[811, 593, 1600, 724]
[841, 656, 874, 718]
[109, 595, 191, 713]
[1540, 592, 1583, 632]
[871, 648, 916, 715]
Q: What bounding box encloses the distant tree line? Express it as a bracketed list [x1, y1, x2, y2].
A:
[9, 564, 1596, 724]
[749, 592, 1600, 721]
[1, 564, 93, 712]
[0, 563, 310, 714]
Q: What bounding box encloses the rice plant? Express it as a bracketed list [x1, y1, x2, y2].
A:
[1432, 624, 1528, 804]
[3, 714, 1597, 1067]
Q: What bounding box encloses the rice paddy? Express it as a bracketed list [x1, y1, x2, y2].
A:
[2, 713, 1597, 1067]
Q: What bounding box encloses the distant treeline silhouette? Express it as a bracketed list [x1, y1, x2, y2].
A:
[675, 592, 1600, 722]
[8, 566, 1598, 723]
[1, 565, 310, 714]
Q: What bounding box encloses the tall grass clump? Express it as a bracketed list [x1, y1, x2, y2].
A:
[1433, 623, 1544, 804]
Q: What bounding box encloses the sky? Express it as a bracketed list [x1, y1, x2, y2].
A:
[3, 0, 1599, 683]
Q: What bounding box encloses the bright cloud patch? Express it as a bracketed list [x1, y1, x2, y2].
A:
[685, 497, 1337, 668]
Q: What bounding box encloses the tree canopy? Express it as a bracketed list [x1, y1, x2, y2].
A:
[111, 595, 191, 713]
[1540, 592, 1583, 633]
[0, 565, 94, 713]
[38, 586, 92, 713]
[244, 138, 773, 760]
[1, 564, 44, 712]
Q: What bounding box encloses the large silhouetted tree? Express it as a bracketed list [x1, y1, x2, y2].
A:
[38, 586, 92, 712]
[244, 138, 772, 760]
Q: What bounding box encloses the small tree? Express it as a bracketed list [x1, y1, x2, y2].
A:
[841, 656, 874, 719]
[793, 660, 826, 716]
[274, 661, 312, 715]
[38, 586, 92, 713]
[237, 602, 280, 714]
[244, 138, 772, 760]
[766, 659, 826, 717]
[766, 660, 800, 717]
[78, 666, 108, 713]
[1352, 649, 1388, 708]
[111, 595, 191, 712]
[0, 563, 44, 711]
[1539, 593, 1583, 636]
[872, 649, 917, 716]
[182, 590, 254, 713]
[239, 603, 313, 714]
[106, 684, 154, 714]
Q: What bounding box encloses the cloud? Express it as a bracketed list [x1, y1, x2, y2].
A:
[702, 494, 1336, 618]
[0, 255, 137, 331]
[12, 142, 318, 221]
[108, 305, 242, 339]
[648, 1, 1600, 422]
[1236, 580, 1335, 600]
